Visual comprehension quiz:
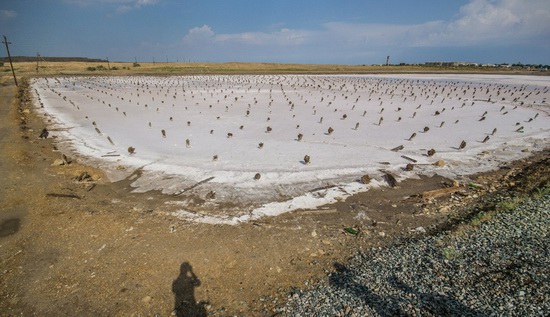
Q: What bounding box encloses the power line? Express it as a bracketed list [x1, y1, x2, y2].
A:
[2, 35, 18, 86]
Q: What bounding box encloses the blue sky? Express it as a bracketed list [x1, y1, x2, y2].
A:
[1, 0, 549, 64]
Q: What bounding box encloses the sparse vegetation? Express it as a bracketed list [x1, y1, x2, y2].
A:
[496, 196, 523, 211]
[4, 61, 549, 78]
[442, 246, 460, 260]
[86, 65, 107, 71]
[533, 183, 550, 200]
[468, 197, 523, 227]
[469, 210, 498, 226]
[467, 187, 547, 228]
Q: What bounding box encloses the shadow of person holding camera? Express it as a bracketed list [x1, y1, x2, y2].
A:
[172, 262, 207, 317]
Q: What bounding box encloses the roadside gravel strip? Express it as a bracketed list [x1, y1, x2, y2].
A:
[281, 194, 550, 316]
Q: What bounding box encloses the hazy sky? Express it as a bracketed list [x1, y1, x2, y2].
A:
[1, 0, 549, 64]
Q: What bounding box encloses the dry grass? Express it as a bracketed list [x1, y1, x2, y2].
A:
[1, 61, 545, 81]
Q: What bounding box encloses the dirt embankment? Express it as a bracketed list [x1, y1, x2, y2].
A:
[0, 79, 548, 316]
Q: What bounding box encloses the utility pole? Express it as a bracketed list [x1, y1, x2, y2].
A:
[36, 52, 40, 73]
[2, 35, 18, 86]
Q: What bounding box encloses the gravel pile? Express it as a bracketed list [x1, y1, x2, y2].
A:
[280, 194, 549, 316]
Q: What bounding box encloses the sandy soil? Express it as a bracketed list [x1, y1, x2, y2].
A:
[1, 81, 548, 316]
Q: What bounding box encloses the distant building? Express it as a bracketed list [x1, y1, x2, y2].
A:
[424, 61, 479, 67]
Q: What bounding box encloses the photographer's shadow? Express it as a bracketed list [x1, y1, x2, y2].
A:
[172, 262, 207, 317]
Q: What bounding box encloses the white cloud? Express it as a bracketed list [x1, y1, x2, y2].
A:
[216, 28, 312, 46]
[185, 25, 215, 40]
[135, 0, 159, 5]
[183, 25, 311, 46]
[416, 0, 550, 46]
[65, 0, 160, 13]
[181, 25, 320, 62]
[0, 9, 17, 21]
[180, 0, 549, 63]
[318, 0, 550, 48]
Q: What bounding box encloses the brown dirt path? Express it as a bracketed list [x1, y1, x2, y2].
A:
[0, 80, 547, 316]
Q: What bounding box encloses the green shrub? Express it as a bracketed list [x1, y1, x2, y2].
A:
[470, 209, 498, 226]
[497, 197, 522, 211]
[533, 184, 550, 199]
[442, 246, 459, 260]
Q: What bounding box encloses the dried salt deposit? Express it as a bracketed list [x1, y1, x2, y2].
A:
[31, 74, 550, 224]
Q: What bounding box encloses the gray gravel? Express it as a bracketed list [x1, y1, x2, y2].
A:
[280, 194, 550, 316]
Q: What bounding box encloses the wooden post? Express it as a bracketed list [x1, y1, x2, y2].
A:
[2, 35, 17, 86]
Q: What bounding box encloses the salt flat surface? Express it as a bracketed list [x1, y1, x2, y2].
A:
[31, 74, 549, 224]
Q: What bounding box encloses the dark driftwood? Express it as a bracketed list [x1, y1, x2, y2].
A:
[309, 184, 338, 192]
[46, 193, 81, 199]
[401, 155, 417, 163]
[391, 145, 404, 152]
[379, 170, 398, 188]
[174, 177, 215, 195]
